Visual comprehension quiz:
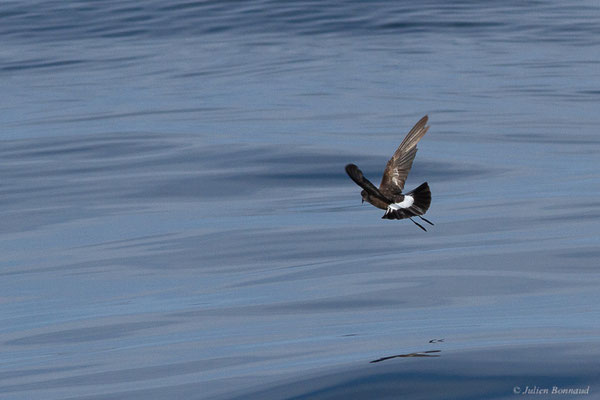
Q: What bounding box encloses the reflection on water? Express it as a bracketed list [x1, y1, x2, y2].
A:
[370, 350, 441, 363]
[1, 0, 600, 399]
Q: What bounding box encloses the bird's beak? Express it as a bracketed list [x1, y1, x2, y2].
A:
[361, 199, 364, 204]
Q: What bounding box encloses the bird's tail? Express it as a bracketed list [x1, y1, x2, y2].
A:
[405, 182, 431, 216]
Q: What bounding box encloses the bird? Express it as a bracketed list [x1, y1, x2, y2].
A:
[345, 115, 433, 231]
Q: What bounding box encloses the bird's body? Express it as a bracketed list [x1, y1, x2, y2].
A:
[345, 115, 433, 230]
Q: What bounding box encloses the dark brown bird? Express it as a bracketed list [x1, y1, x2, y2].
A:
[345, 115, 433, 231]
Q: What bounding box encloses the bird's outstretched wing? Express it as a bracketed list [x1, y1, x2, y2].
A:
[379, 115, 429, 195]
[345, 164, 390, 203]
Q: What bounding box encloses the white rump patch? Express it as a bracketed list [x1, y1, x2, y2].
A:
[388, 195, 414, 211]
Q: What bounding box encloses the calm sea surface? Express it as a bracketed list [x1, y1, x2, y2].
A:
[1, 1, 599, 399]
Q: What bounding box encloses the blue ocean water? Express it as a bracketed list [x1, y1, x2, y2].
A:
[1, 1, 599, 399]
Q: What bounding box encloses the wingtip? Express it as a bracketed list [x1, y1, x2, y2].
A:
[345, 163, 360, 177]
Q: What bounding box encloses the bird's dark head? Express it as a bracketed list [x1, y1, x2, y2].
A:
[360, 190, 368, 204]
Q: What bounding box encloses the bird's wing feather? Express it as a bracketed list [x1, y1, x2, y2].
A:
[380, 115, 429, 194]
[345, 164, 390, 203]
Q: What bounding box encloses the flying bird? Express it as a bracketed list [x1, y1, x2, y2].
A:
[345, 115, 433, 231]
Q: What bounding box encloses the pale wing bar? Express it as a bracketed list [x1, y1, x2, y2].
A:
[379, 115, 429, 193]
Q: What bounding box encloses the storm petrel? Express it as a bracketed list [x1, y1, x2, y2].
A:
[345, 115, 433, 231]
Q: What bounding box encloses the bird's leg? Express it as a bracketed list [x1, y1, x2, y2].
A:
[418, 216, 434, 226]
[409, 217, 427, 232]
